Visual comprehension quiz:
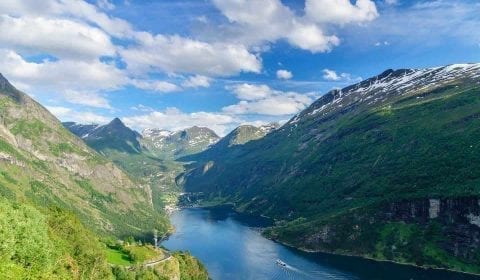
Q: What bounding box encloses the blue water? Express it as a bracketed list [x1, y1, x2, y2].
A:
[162, 206, 479, 280]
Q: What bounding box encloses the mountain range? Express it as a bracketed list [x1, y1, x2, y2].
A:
[0, 74, 168, 238]
[180, 63, 480, 274]
[7, 62, 480, 276]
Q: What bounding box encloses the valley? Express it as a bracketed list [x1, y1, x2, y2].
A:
[2, 63, 480, 279]
[2, 1, 478, 279]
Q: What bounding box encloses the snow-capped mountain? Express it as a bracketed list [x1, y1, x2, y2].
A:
[290, 63, 480, 125]
[142, 126, 219, 158]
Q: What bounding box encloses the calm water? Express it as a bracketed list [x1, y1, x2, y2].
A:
[162, 206, 479, 280]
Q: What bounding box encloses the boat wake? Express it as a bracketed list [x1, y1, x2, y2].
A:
[274, 260, 352, 280]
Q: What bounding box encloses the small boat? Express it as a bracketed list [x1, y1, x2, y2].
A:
[275, 259, 287, 267]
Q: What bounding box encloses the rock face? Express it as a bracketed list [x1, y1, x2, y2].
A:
[288, 197, 480, 266]
[389, 198, 480, 260]
[180, 63, 480, 273]
[0, 74, 165, 236]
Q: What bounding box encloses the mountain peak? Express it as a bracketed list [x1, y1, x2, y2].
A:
[290, 62, 480, 125]
[0, 73, 8, 86]
[109, 117, 125, 127]
[0, 73, 15, 90]
[0, 73, 22, 102]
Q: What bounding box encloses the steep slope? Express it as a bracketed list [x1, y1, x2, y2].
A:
[62, 122, 99, 139]
[219, 123, 279, 146]
[0, 74, 168, 237]
[83, 118, 142, 154]
[142, 126, 219, 159]
[180, 64, 480, 273]
[65, 119, 186, 211]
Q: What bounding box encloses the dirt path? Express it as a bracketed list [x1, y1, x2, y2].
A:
[143, 252, 172, 267]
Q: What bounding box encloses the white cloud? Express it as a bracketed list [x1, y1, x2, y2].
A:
[305, 0, 378, 25]
[211, 0, 344, 53]
[322, 69, 355, 81]
[374, 41, 390, 47]
[210, 0, 380, 54]
[123, 107, 238, 136]
[223, 84, 314, 116]
[62, 90, 112, 109]
[0, 49, 126, 93]
[120, 34, 262, 77]
[0, 15, 115, 60]
[276, 69, 293, 80]
[182, 75, 211, 88]
[0, 0, 135, 39]
[346, 1, 480, 49]
[97, 0, 115, 10]
[384, 0, 398, 5]
[228, 84, 272, 101]
[130, 79, 180, 93]
[46, 106, 110, 124]
[130, 104, 154, 112]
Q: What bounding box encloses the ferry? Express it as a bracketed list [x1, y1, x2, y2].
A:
[275, 259, 287, 267]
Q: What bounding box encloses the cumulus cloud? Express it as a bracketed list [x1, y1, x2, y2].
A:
[0, 49, 125, 93]
[0, 0, 135, 39]
[305, 0, 378, 25]
[130, 79, 180, 93]
[223, 84, 314, 116]
[322, 69, 355, 81]
[123, 107, 238, 136]
[62, 90, 112, 109]
[97, 0, 115, 10]
[182, 75, 211, 88]
[384, 0, 398, 5]
[345, 0, 480, 49]
[210, 0, 378, 53]
[0, 15, 115, 60]
[120, 35, 262, 77]
[211, 0, 344, 53]
[276, 69, 293, 80]
[46, 106, 110, 124]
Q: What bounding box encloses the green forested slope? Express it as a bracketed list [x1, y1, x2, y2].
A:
[181, 64, 480, 273]
[0, 75, 168, 237]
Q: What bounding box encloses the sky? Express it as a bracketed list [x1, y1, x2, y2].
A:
[0, 0, 479, 135]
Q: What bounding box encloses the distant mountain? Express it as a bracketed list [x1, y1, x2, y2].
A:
[180, 63, 480, 274]
[62, 122, 99, 139]
[65, 118, 142, 154]
[0, 74, 168, 237]
[142, 126, 219, 159]
[217, 123, 279, 147]
[183, 123, 279, 161]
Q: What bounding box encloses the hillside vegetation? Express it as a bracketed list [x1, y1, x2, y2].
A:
[181, 64, 480, 273]
[0, 74, 208, 279]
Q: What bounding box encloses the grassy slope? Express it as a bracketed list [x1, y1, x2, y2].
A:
[182, 82, 480, 272]
[0, 198, 113, 279]
[0, 85, 169, 238]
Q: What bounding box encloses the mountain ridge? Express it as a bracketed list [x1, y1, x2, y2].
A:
[0, 74, 168, 237]
[179, 63, 480, 274]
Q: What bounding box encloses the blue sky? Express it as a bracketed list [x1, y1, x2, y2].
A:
[0, 0, 479, 135]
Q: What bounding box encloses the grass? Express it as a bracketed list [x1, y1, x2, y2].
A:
[125, 245, 163, 263]
[105, 247, 133, 266]
[11, 119, 50, 139]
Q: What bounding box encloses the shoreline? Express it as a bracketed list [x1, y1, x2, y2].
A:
[176, 201, 480, 278]
[270, 237, 480, 278]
